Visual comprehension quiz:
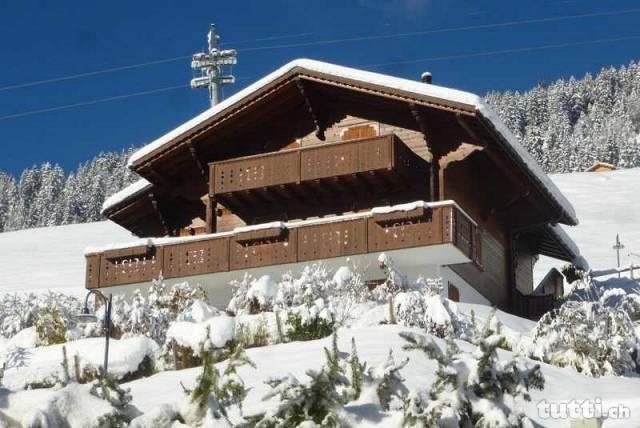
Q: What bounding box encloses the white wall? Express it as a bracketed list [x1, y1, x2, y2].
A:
[103, 246, 491, 309]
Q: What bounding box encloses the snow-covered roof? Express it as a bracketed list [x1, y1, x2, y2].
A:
[546, 223, 587, 270]
[127, 58, 577, 225]
[101, 178, 152, 215]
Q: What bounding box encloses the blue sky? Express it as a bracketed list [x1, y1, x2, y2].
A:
[1, 0, 639, 176]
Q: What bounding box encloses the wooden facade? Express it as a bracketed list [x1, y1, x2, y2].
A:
[93, 60, 580, 317]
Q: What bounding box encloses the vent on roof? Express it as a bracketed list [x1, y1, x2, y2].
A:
[421, 71, 432, 84]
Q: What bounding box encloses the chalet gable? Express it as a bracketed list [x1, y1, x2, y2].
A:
[122, 59, 576, 229]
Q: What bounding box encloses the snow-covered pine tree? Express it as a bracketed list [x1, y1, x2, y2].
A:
[370, 349, 409, 412]
[400, 324, 544, 428]
[249, 332, 355, 427]
[90, 374, 136, 426]
[182, 331, 255, 426]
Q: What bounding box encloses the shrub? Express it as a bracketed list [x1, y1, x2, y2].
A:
[285, 308, 335, 342]
[0, 292, 81, 341]
[109, 275, 207, 344]
[34, 306, 67, 346]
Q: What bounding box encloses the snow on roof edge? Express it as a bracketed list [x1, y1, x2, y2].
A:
[101, 178, 152, 215]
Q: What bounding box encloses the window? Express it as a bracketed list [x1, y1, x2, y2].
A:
[341, 124, 377, 141]
[448, 283, 460, 302]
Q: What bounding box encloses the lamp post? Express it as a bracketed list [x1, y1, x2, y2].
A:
[78, 290, 113, 376]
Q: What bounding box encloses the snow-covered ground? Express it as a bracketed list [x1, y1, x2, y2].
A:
[0, 221, 132, 295]
[123, 325, 640, 428]
[534, 168, 640, 284]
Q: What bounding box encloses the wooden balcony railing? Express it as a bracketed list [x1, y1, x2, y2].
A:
[209, 134, 422, 195]
[85, 202, 481, 289]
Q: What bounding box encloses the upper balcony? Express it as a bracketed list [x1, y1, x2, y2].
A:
[208, 134, 429, 223]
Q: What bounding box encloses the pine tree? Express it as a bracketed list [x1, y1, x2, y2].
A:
[401, 325, 544, 428]
[249, 332, 354, 427]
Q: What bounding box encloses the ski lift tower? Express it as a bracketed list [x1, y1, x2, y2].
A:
[191, 24, 237, 107]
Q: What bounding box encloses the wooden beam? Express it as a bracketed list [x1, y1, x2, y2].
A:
[296, 79, 327, 140]
[187, 140, 208, 183]
[146, 166, 176, 197]
[455, 113, 485, 146]
[148, 193, 170, 236]
[438, 142, 484, 170]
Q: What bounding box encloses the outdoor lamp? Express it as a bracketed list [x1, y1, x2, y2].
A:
[77, 289, 113, 376]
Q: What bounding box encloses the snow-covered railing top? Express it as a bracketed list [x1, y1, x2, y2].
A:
[85, 199, 472, 255]
[125, 58, 577, 225]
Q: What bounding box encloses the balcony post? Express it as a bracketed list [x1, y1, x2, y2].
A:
[206, 193, 217, 234]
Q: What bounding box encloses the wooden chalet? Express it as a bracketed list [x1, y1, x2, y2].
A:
[586, 161, 617, 173]
[86, 59, 582, 318]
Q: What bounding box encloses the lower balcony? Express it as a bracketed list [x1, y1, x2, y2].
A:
[85, 200, 481, 290]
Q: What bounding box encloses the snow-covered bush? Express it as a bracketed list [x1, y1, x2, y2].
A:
[109, 275, 207, 344]
[21, 382, 139, 428]
[401, 324, 544, 427]
[34, 306, 68, 346]
[89, 374, 138, 426]
[276, 264, 338, 308]
[248, 332, 356, 427]
[228, 263, 367, 317]
[285, 298, 336, 342]
[529, 279, 640, 377]
[163, 315, 236, 370]
[394, 277, 468, 339]
[0, 292, 81, 341]
[2, 336, 159, 390]
[236, 315, 271, 348]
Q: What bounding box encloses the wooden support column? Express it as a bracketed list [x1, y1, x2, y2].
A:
[205, 193, 217, 234]
[409, 103, 438, 201]
[149, 193, 170, 236]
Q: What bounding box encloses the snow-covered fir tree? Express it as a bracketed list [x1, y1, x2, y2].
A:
[486, 60, 640, 172]
[401, 321, 544, 428]
[0, 148, 137, 232]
